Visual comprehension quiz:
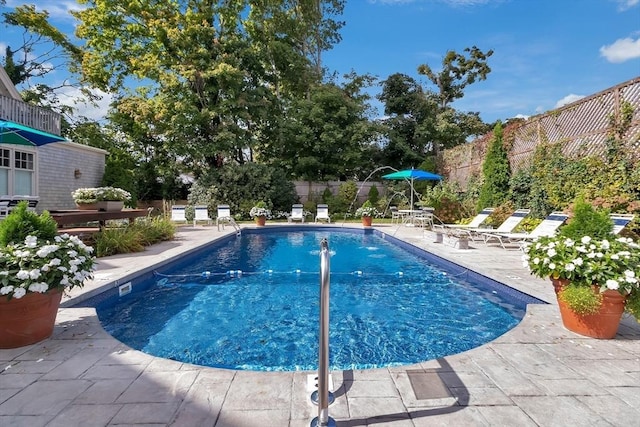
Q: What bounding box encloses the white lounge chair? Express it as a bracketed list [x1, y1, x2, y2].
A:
[315, 204, 331, 223]
[453, 209, 531, 241]
[171, 205, 187, 223]
[483, 211, 569, 249]
[288, 204, 305, 223]
[193, 205, 212, 226]
[611, 213, 634, 235]
[433, 208, 495, 234]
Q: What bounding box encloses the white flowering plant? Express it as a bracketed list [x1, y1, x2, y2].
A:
[355, 200, 381, 218]
[72, 186, 131, 204]
[0, 234, 96, 300]
[249, 201, 271, 218]
[523, 235, 640, 318]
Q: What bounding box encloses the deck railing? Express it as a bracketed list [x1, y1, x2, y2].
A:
[0, 94, 62, 135]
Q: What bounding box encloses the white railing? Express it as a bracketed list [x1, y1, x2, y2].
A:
[0, 94, 62, 135]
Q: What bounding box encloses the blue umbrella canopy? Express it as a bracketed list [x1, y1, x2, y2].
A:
[382, 168, 443, 208]
[0, 120, 66, 146]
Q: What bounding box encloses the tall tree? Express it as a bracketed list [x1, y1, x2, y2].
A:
[417, 45, 494, 159]
[71, 0, 345, 176]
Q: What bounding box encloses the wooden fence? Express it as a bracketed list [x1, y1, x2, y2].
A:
[442, 77, 640, 189]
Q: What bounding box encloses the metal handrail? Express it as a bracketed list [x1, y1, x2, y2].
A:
[311, 238, 335, 427]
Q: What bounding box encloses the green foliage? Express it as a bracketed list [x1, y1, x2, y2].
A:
[184, 205, 195, 222]
[336, 181, 358, 213]
[0, 202, 57, 246]
[558, 285, 602, 315]
[477, 121, 510, 210]
[94, 216, 175, 257]
[367, 184, 379, 204]
[560, 196, 614, 240]
[626, 291, 640, 320]
[483, 201, 514, 228]
[420, 181, 471, 223]
[508, 168, 534, 209]
[188, 163, 297, 219]
[322, 188, 333, 204]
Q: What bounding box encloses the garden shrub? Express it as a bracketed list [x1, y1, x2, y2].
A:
[560, 196, 613, 240]
[94, 216, 175, 257]
[0, 202, 57, 245]
[477, 122, 511, 210]
[367, 184, 379, 205]
[483, 201, 514, 228]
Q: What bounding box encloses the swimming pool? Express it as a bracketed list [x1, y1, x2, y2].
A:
[82, 227, 544, 371]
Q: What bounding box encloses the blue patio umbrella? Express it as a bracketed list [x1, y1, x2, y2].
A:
[0, 120, 66, 146]
[382, 168, 443, 209]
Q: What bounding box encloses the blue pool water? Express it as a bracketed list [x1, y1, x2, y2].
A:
[93, 228, 541, 371]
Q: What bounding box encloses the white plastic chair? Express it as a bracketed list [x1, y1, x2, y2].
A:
[483, 212, 569, 249]
[288, 204, 305, 223]
[193, 205, 212, 226]
[171, 205, 187, 223]
[315, 204, 331, 223]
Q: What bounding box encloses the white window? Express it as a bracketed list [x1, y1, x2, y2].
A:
[0, 146, 37, 196]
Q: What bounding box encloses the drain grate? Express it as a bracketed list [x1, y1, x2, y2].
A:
[406, 369, 452, 400]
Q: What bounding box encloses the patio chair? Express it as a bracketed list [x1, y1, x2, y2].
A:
[315, 204, 331, 223]
[288, 204, 305, 223]
[453, 209, 531, 241]
[171, 205, 187, 223]
[433, 208, 495, 234]
[482, 211, 569, 249]
[413, 207, 435, 229]
[611, 213, 635, 235]
[193, 205, 212, 226]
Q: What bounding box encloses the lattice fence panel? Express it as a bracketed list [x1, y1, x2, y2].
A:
[444, 77, 640, 189]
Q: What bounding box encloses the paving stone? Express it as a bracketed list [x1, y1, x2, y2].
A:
[0, 379, 91, 416]
[576, 395, 640, 426]
[511, 396, 609, 426]
[214, 409, 290, 427]
[115, 370, 198, 403]
[411, 405, 490, 426]
[343, 378, 400, 398]
[532, 378, 609, 396]
[0, 414, 55, 427]
[222, 372, 293, 410]
[449, 386, 513, 406]
[0, 373, 43, 389]
[0, 359, 61, 375]
[46, 403, 121, 427]
[80, 363, 146, 380]
[475, 405, 537, 426]
[72, 379, 134, 404]
[110, 401, 180, 425]
[607, 386, 640, 408]
[170, 379, 228, 426]
[345, 396, 408, 418]
[41, 347, 116, 380]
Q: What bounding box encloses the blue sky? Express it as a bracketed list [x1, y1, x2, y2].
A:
[1, 0, 639, 123]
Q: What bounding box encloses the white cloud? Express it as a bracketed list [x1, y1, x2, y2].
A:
[555, 94, 585, 109]
[614, 0, 639, 11]
[600, 36, 640, 63]
[57, 87, 114, 122]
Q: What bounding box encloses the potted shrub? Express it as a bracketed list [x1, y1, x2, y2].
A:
[0, 202, 96, 348]
[249, 201, 271, 226]
[523, 199, 640, 338]
[72, 186, 132, 211]
[355, 200, 380, 227]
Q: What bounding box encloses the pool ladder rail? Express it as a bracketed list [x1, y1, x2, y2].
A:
[311, 238, 335, 427]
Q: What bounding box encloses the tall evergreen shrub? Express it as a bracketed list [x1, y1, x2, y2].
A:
[477, 121, 511, 210]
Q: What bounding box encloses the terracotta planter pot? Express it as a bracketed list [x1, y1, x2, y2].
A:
[255, 215, 267, 226]
[0, 289, 63, 349]
[552, 278, 626, 339]
[362, 216, 373, 227]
